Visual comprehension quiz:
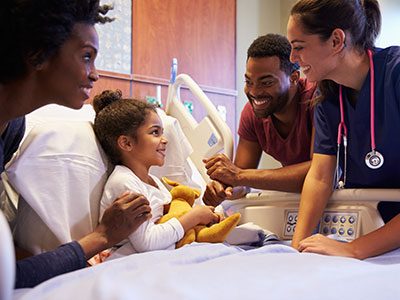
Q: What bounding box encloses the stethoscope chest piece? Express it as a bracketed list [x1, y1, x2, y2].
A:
[365, 150, 384, 169]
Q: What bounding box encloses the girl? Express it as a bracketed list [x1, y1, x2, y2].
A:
[93, 90, 219, 253]
[287, 0, 400, 259]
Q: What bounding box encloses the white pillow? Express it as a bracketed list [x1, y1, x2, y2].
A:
[7, 120, 109, 254]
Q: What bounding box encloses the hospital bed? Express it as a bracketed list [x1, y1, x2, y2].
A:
[2, 74, 400, 300]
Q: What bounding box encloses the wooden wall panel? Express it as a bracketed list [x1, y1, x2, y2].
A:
[132, 0, 236, 90]
[88, 72, 131, 103]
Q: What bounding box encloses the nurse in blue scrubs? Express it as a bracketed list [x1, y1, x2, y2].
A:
[287, 0, 400, 258]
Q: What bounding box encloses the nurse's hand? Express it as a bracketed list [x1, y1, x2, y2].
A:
[203, 154, 242, 187]
[79, 192, 151, 259]
[298, 234, 357, 258]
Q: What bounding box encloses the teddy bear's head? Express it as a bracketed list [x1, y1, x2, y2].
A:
[162, 177, 200, 207]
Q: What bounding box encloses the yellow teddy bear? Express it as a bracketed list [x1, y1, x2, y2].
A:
[157, 177, 241, 248]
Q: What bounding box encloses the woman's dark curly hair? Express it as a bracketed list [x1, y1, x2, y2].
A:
[93, 89, 157, 165]
[0, 0, 113, 84]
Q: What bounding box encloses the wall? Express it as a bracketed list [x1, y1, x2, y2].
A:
[376, 0, 400, 47]
[92, 0, 237, 138]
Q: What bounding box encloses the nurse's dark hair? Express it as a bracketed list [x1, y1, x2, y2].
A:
[291, 0, 381, 102]
[247, 34, 299, 76]
[93, 89, 157, 165]
[0, 0, 114, 84]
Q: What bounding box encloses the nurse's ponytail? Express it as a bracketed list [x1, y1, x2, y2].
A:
[362, 0, 381, 50]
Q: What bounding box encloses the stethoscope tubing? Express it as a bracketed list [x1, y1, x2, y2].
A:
[336, 49, 380, 188]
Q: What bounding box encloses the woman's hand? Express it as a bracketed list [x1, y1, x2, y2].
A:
[298, 234, 356, 258]
[79, 192, 151, 259]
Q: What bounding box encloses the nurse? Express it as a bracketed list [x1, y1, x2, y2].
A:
[287, 0, 400, 258]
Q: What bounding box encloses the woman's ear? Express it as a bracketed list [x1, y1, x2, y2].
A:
[117, 135, 134, 152]
[331, 28, 346, 54]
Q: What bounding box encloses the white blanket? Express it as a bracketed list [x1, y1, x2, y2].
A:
[13, 243, 400, 300]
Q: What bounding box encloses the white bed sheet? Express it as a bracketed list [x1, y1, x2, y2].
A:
[13, 243, 400, 300]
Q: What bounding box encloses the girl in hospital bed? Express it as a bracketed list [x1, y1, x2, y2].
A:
[93, 89, 220, 253]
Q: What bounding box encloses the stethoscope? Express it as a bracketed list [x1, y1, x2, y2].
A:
[335, 49, 384, 189]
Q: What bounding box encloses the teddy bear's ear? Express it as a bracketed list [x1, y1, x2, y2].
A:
[161, 177, 180, 187]
[193, 189, 201, 198]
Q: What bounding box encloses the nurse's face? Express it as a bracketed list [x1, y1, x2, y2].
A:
[287, 16, 336, 83]
[244, 56, 291, 118]
[37, 23, 99, 109]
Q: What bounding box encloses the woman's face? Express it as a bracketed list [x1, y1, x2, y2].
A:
[37, 23, 99, 109]
[287, 16, 337, 83]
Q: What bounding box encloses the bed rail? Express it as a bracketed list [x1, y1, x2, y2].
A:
[166, 74, 234, 183]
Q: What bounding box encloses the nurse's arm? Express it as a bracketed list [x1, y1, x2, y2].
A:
[348, 214, 400, 259]
[291, 153, 336, 249]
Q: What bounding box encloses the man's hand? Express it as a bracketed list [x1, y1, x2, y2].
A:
[203, 154, 242, 186]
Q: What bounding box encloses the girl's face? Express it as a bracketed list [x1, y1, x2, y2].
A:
[132, 111, 168, 168]
[287, 16, 337, 83]
[37, 23, 99, 109]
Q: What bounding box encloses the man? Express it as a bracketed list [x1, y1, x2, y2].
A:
[203, 34, 316, 206]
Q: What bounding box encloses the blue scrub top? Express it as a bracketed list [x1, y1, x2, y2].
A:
[314, 46, 400, 188]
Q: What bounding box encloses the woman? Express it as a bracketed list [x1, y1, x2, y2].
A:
[287, 0, 400, 258]
[0, 0, 151, 288]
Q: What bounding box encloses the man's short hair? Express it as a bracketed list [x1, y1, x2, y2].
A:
[247, 33, 299, 75]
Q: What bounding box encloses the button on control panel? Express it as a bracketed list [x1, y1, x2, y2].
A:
[284, 210, 359, 241]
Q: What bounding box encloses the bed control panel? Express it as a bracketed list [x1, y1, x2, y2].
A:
[284, 210, 360, 241]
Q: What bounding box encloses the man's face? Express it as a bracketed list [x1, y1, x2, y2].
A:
[244, 56, 291, 118]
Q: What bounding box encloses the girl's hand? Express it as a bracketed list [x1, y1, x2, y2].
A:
[179, 205, 219, 232]
[190, 205, 220, 225]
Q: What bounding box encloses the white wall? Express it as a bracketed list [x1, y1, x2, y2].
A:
[376, 0, 400, 47]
